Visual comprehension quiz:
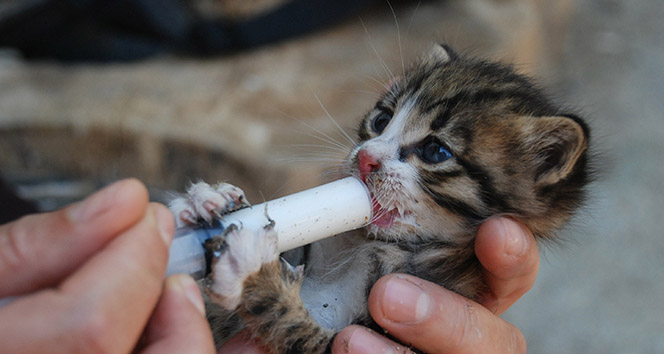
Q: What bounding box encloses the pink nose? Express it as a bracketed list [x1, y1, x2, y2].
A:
[358, 149, 380, 181]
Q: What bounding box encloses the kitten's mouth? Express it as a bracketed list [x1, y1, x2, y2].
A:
[359, 175, 410, 230]
[371, 200, 399, 228]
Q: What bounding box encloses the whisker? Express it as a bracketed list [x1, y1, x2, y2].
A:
[386, 0, 405, 77]
[297, 129, 351, 152]
[359, 17, 395, 83]
[312, 92, 356, 147]
[360, 73, 391, 92]
[263, 164, 351, 202]
[406, 1, 422, 39]
[340, 88, 383, 100]
[283, 143, 351, 154]
[278, 158, 346, 165]
[271, 108, 351, 152]
[283, 159, 346, 166]
[284, 147, 349, 157]
[317, 170, 349, 182]
[266, 180, 291, 201]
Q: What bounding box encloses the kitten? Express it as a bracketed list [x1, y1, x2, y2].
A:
[169, 44, 591, 353]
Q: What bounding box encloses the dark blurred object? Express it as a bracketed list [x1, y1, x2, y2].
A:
[0, 0, 380, 62]
[0, 176, 38, 224]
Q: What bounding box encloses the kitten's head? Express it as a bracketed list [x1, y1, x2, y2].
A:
[349, 44, 590, 243]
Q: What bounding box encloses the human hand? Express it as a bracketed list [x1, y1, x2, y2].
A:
[0, 179, 215, 353]
[219, 216, 538, 353]
[332, 217, 538, 353]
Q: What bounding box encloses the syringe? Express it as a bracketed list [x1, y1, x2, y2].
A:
[164, 176, 373, 280]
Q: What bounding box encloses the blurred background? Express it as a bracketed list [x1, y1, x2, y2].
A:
[0, 0, 662, 352]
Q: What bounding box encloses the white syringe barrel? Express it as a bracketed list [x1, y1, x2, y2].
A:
[165, 176, 372, 279]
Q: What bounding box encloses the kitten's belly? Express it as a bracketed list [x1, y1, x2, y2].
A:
[296, 231, 371, 330]
[300, 272, 368, 331]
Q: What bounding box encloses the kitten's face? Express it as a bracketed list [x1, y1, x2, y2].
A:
[349, 45, 589, 242]
[351, 94, 467, 241]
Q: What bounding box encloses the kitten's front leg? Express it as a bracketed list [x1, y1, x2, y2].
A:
[169, 181, 248, 227]
[206, 224, 336, 353]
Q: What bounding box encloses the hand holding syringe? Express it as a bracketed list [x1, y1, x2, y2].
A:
[0, 177, 371, 309]
[165, 177, 373, 280]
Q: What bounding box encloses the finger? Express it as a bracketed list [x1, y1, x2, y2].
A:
[368, 274, 527, 354]
[218, 330, 270, 354]
[0, 203, 175, 353]
[332, 325, 414, 354]
[475, 217, 540, 314]
[0, 178, 149, 297]
[59, 203, 175, 352]
[139, 274, 215, 354]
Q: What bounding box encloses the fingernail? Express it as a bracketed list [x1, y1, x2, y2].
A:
[68, 180, 123, 222]
[500, 218, 529, 257]
[171, 274, 205, 315]
[153, 204, 174, 246]
[347, 327, 394, 354]
[382, 276, 431, 324]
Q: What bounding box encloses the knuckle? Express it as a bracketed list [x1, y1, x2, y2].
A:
[0, 219, 31, 273]
[451, 300, 481, 350]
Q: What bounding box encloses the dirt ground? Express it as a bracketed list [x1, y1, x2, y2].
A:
[1, 0, 662, 352]
[502, 1, 664, 353]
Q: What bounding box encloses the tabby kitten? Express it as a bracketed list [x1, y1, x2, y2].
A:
[170, 44, 591, 353]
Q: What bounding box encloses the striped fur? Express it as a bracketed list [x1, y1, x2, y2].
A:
[204, 44, 591, 352]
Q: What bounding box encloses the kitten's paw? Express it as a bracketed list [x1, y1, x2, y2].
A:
[169, 181, 248, 227]
[205, 224, 279, 310]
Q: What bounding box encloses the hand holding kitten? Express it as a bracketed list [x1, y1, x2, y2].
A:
[334, 217, 536, 354]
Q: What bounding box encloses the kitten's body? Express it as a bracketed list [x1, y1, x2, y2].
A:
[170, 44, 591, 353]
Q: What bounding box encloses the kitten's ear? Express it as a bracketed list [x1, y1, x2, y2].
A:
[524, 116, 588, 186]
[429, 43, 458, 63]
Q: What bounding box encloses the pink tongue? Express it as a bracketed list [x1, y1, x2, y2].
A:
[373, 207, 398, 227]
[370, 193, 397, 227]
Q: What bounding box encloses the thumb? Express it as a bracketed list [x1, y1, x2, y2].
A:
[0, 179, 149, 297]
[366, 274, 526, 354]
[139, 274, 215, 354]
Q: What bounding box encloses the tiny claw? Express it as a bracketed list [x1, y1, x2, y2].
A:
[180, 210, 198, 225]
[211, 208, 223, 220]
[203, 201, 220, 214]
[239, 195, 251, 207]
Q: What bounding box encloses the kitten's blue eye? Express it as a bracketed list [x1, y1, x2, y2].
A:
[419, 139, 453, 163]
[372, 112, 392, 134]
